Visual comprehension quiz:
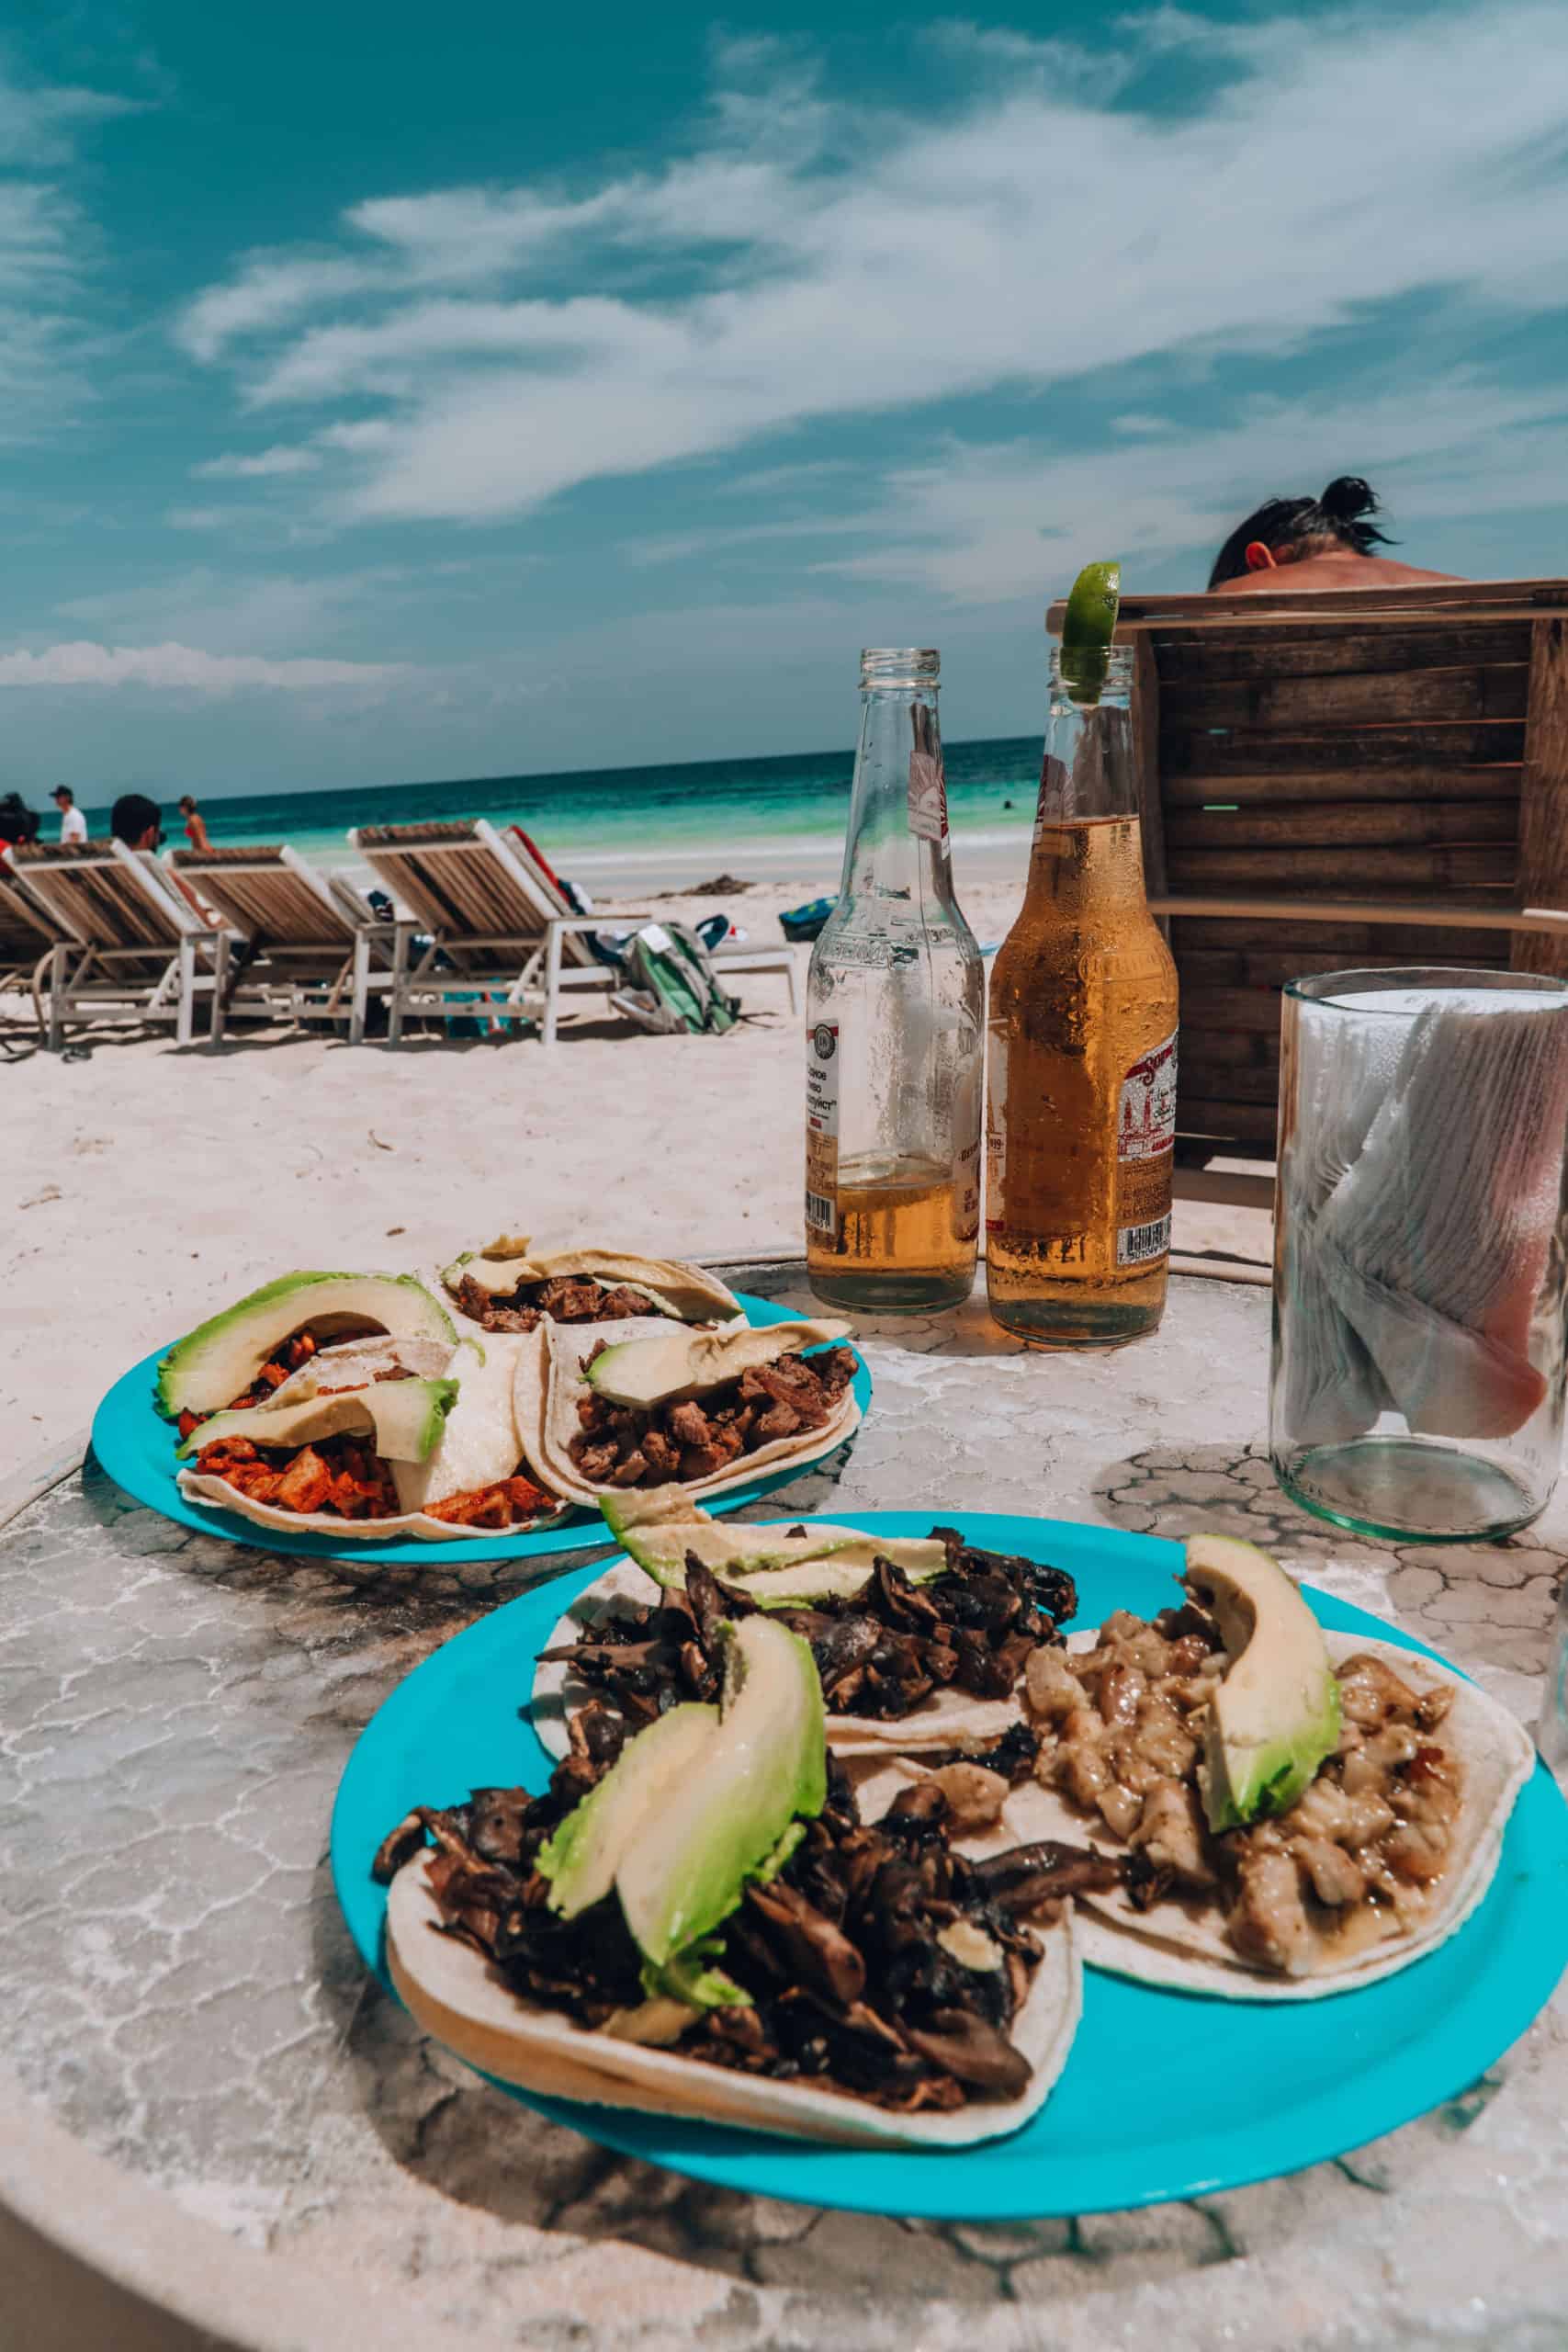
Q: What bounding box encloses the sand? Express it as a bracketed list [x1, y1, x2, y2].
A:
[0, 871, 1269, 1442]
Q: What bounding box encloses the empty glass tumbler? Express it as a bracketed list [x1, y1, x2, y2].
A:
[1270, 967, 1568, 1543]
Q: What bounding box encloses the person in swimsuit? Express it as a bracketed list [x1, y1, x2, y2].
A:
[179, 796, 211, 851]
[1208, 477, 1460, 594]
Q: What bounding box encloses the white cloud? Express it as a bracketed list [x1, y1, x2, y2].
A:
[0, 640, 408, 691]
[193, 445, 322, 478]
[174, 4, 1568, 526]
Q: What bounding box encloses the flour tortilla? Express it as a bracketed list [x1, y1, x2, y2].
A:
[178, 1329, 572, 1544]
[386, 1843, 1079, 2149]
[530, 1554, 1018, 1763]
[446, 1238, 743, 1326]
[516, 1317, 862, 1509]
[945, 1630, 1535, 2001]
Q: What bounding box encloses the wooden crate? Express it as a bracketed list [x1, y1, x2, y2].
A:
[1044, 584, 1568, 1158]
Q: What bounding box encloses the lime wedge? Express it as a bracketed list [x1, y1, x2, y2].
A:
[1060, 560, 1121, 706]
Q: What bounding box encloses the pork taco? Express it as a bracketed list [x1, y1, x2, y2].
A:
[376, 1612, 1083, 2147]
[516, 1317, 863, 1506]
[441, 1235, 742, 1335]
[163, 1272, 568, 1541]
[965, 1534, 1535, 1998]
[531, 1497, 1078, 1759]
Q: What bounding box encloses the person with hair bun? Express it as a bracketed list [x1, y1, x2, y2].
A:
[1208, 477, 1460, 594]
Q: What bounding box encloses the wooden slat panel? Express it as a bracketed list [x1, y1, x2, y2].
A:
[1133, 635, 1167, 913]
[1162, 665, 1528, 730]
[1177, 945, 1500, 989]
[1181, 989, 1292, 1035]
[1164, 799, 1517, 852]
[1165, 764, 1521, 807]
[1511, 618, 1568, 981]
[1180, 1057, 1281, 1102]
[1176, 1096, 1280, 1144]
[1154, 624, 1532, 683]
[1161, 722, 1526, 776]
[1170, 917, 1510, 956]
[1047, 581, 1568, 631]
[1176, 1024, 1280, 1069]
[1165, 845, 1517, 893]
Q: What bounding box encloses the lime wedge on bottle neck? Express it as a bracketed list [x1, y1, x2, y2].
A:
[1059, 560, 1121, 706]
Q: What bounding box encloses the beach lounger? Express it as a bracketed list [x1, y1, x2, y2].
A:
[1043, 576, 1568, 1213]
[350, 817, 795, 1045]
[169, 844, 402, 1046]
[0, 860, 67, 1047]
[7, 839, 271, 1049]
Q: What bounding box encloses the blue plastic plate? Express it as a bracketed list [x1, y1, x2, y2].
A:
[331, 1510, 1568, 2219]
[90, 1292, 872, 1567]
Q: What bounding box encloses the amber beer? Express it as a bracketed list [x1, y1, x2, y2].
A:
[986, 641, 1179, 1347]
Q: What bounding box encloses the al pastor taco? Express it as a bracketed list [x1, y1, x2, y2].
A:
[441, 1236, 741, 1335]
[375, 1613, 1084, 2147]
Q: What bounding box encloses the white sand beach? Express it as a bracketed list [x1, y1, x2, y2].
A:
[1, 869, 1269, 1440]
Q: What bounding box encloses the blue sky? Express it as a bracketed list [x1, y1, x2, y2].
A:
[3, 1, 1568, 797]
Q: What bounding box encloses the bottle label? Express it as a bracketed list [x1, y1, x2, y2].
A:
[953, 1136, 980, 1243]
[806, 1021, 840, 1237]
[908, 749, 949, 844]
[985, 1033, 1007, 1233]
[1116, 1029, 1178, 1268]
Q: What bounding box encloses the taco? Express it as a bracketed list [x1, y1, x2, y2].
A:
[441, 1235, 742, 1335]
[376, 1613, 1084, 2147]
[965, 1536, 1535, 1998]
[175, 1320, 569, 1543]
[531, 1500, 1077, 1760]
[516, 1317, 863, 1506]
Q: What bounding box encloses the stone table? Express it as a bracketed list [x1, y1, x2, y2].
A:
[3, 1262, 1566, 2352]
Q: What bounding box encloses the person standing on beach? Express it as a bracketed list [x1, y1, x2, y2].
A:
[1208, 477, 1460, 594]
[179, 795, 211, 851]
[51, 786, 87, 845]
[110, 793, 163, 851]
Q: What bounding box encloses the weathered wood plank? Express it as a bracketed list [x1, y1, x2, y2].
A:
[1164, 799, 1518, 852]
[1161, 666, 1529, 731]
[1132, 634, 1168, 918]
[1511, 618, 1568, 982]
[1170, 916, 1510, 955]
[1180, 989, 1294, 1035]
[1161, 722, 1526, 775]
[1154, 624, 1531, 684]
[1179, 1057, 1282, 1102]
[1164, 764, 1521, 807]
[1175, 1023, 1280, 1068]
[1165, 844, 1517, 893]
[1175, 1095, 1281, 1144]
[1047, 581, 1568, 631]
[1177, 945, 1498, 989]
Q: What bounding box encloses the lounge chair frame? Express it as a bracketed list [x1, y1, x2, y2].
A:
[168, 843, 402, 1046]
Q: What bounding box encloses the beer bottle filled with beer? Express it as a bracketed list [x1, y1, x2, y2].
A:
[806, 648, 984, 1313]
[986, 635, 1179, 1347]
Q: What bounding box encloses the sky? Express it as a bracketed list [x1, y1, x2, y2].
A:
[3, 0, 1568, 798]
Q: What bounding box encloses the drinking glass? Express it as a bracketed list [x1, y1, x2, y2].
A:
[1270, 967, 1568, 1543]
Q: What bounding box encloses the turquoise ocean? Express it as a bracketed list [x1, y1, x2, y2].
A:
[79, 736, 1041, 893]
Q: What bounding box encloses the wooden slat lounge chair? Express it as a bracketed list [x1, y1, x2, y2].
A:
[168, 844, 401, 1046]
[0, 862, 67, 1048]
[1043, 579, 1568, 1209]
[350, 817, 796, 1045]
[7, 839, 271, 1049]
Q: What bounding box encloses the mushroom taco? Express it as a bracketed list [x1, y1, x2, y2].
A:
[441, 1237, 742, 1334]
[515, 1318, 863, 1507]
[376, 1612, 1085, 2147]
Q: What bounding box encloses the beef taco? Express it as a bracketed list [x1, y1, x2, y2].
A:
[974, 1535, 1535, 1998]
[531, 1498, 1077, 1759]
[376, 1613, 1082, 2147]
[516, 1318, 863, 1506]
[442, 1236, 742, 1335]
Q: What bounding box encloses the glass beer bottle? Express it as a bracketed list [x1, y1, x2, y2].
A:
[986, 641, 1179, 1347]
[806, 649, 984, 1314]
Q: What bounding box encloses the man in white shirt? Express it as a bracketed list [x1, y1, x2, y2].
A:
[51, 786, 87, 845]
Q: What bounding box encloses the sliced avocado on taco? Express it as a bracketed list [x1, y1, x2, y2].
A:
[441, 1235, 742, 1335]
[376, 1613, 1083, 2146]
[157, 1272, 456, 1418]
[988, 1535, 1535, 1998]
[517, 1317, 863, 1507]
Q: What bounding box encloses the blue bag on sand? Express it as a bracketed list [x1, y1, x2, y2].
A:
[780, 895, 836, 944]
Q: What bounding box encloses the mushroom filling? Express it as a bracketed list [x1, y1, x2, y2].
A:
[567, 1342, 859, 1487]
[542, 1535, 1078, 1726]
[375, 1736, 1107, 2113]
[1024, 1607, 1462, 1973]
[447, 1273, 684, 1334]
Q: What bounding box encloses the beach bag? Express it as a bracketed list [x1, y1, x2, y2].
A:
[610, 921, 739, 1037]
[780, 895, 836, 944]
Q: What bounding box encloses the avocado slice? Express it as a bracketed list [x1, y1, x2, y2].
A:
[177, 1376, 458, 1465]
[617, 1613, 826, 1965]
[600, 1487, 947, 1600]
[157, 1272, 456, 1418]
[1184, 1534, 1341, 1832]
[583, 1318, 851, 1410]
[537, 1702, 719, 1920]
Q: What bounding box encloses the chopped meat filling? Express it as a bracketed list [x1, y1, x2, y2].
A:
[568, 1344, 857, 1487]
[192, 1432, 400, 1520]
[1027, 1610, 1465, 1974]
[447, 1272, 682, 1334]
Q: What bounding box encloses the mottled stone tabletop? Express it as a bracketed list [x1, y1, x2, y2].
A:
[3, 1261, 1567, 2352]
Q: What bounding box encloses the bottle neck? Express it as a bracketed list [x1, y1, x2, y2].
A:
[1025, 647, 1148, 913]
[840, 680, 957, 908]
